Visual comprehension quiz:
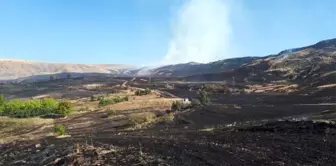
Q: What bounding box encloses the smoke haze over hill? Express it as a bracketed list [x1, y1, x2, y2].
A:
[162, 0, 235, 65]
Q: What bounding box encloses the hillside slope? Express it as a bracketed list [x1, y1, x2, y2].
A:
[1, 38, 335, 83]
[133, 57, 261, 77]
[0, 59, 132, 80]
[184, 38, 336, 85]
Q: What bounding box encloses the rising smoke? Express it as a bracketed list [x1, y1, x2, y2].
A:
[162, 0, 233, 65]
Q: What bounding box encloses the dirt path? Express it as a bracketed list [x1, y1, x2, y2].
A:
[121, 77, 136, 87]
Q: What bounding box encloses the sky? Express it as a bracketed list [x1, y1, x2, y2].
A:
[0, 0, 335, 66]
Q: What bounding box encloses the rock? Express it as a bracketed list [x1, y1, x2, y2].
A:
[35, 144, 41, 148]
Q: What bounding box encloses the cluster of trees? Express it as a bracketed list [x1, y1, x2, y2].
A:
[98, 96, 129, 106]
[0, 94, 73, 118]
[134, 88, 151, 96]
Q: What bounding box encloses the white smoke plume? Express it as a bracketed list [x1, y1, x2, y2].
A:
[162, 0, 234, 65]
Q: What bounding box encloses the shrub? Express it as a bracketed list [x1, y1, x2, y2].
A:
[0, 105, 3, 114]
[54, 124, 66, 136]
[57, 100, 73, 116]
[128, 112, 156, 127]
[191, 99, 201, 107]
[0, 94, 5, 106]
[156, 113, 175, 123]
[99, 96, 128, 106]
[99, 99, 114, 106]
[171, 100, 186, 112]
[199, 89, 211, 105]
[41, 98, 58, 111]
[3, 99, 41, 118]
[144, 88, 151, 94]
[0, 97, 72, 118]
[90, 95, 96, 101]
[107, 109, 120, 116]
[134, 88, 151, 96]
[0, 94, 6, 114]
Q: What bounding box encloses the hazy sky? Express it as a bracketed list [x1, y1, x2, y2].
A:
[0, 0, 335, 65]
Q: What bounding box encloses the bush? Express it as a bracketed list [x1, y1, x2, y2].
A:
[54, 124, 66, 136]
[144, 88, 151, 94]
[134, 88, 151, 96]
[0, 94, 5, 106]
[57, 100, 73, 116]
[156, 113, 175, 123]
[90, 95, 96, 101]
[0, 98, 73, 118]
[128, 112, 156, 127]
[97, 96, 105, 101]
[191, 99, 201, 107]
[107, 109, 120, 116]
[0, 94, 6, 114]
[199, 89, 211, 105]
[0, 105, 3, 114]
[41, 98, 58, 111]
[99, 96, 128, 106]
[171, 100, 186, 112]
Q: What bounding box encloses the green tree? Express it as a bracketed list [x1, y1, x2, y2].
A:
[199, 89, 211, 105]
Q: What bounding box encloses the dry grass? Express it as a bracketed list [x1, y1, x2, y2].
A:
[199, 127, 215, 132]
[0, 117, 54, 143]
[106, 96, 178, 111]
[107, 110, 122, 116]
[247, 84, 299, 93]
[318, 84, 336, 88]
[126, 112, 175, 130]
[155, 113, 175, 124]
[128, 112, 157, 128]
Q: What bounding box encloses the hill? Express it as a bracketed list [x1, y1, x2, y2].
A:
[0, 38, 335, 84]
[0, 59, 133, 81]
[183, 38, 336, 85]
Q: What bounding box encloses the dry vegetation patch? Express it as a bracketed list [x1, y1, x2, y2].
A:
[317, 84, 336, 89]
[128, 112, 157, 128]
[105, 97, 177, 111]
[0, 117, 54, 143]
[126, 112, 175, 130]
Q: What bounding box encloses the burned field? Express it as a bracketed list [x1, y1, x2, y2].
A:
[0, 77, 335, 165]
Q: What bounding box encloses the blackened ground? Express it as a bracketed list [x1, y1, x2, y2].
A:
[0, 120, 335, 166]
